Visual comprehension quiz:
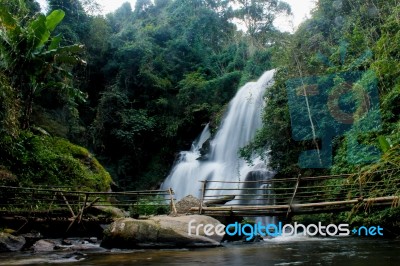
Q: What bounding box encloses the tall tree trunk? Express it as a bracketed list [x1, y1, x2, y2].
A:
[22, 86, 34, 130]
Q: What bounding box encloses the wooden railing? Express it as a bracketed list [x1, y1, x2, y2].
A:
[191, 169, 400, 216]
[1, 169, 399, 221]
[0, 186, 177, 231]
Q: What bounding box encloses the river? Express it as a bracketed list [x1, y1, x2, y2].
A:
[1, 236, 398, 265]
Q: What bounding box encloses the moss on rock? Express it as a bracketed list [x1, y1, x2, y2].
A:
[0, 131, 112, 191]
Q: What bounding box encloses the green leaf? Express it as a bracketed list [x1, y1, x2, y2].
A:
[378, 136, 392, 153]
[28, 10, 65, 49]
[0, 6, 17, 29]
[43, 45, 84, 59]
[48, 35, 62, 50]
[46, 10, 65, 32]
[57, 44, 85, 54]
[29, 15, 50, 48]
[54, 54, 86, 65]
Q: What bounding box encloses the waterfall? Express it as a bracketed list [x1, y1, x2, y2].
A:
[161, 69, 276, 201]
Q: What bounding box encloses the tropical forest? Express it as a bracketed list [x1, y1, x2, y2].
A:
[0, 0, 400, 263]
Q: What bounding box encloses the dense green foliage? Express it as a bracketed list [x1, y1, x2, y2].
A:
[0, 0, 110, 190]
[1, 0, 289, 190]
[244, 0, 400, 176]
[70, 0, 289, 189]
[241, 0, 400, 227]
[1, 0, 399, 230]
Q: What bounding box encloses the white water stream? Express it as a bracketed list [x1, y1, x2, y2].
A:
[161, 70, 276, 201]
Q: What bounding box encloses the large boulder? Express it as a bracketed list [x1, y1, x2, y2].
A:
[175, 195, 201, 214]
[0, 232, 26, 252]
[101, 215, 224, 249]
[32, 239, 106, 253]
[87, 205, 128, 219]
[31, 239, 59, 253]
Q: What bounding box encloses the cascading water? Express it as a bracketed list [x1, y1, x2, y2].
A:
[161, 69, 276, 202]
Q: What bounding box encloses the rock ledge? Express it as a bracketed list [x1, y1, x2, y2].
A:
[101, 215, 224, 249]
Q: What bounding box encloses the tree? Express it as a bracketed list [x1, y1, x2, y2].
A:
[233, 0, 291, 44]
[0, 3, 85, 129]
[134, 0, 153, 18]
[48, 0, 90, 43]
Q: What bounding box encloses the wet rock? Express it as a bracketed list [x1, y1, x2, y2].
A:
[102, 215, 224, 249]
[0, 232, 26, 252]
[20, 232, 43, 250]
[32, 238, 106, 253]
[62, 251, 86, 259]
[198, 139, 211, 160]
[69, 243, 105, 252]
[61, 239, 73, 246]
[2, 228, 16, 234]
[87, 205, 128, 218]
[32, 239, 60, 253]
[88, 237, 98, 244]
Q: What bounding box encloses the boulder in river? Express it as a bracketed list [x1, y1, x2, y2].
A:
[32, 239, 59, 252]
[87, 205, 129, 218]
[175, 195, 201, 214]
[32, 238, 106, 253]
[0, 232, 26, 252]
[101, 215, 224, 249]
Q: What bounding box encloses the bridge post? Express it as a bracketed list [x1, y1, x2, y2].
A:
[78, 193, 89, 223]
[358, 169, 364, 200]
[199, 180, 207, 214]
[29, 189, 35, 213]
[60, 191, 76, 217]
[168, 188, 177, 215]
[287, 174, 301, 218]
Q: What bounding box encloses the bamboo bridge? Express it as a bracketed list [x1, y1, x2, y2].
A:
[0, 186, 176, 233]
[0, 169, 399, 232]
[189, 169, 400, 217]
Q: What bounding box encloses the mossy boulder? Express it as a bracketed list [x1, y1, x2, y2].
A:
[0, 166, 18, 186]
[101, 215, 224, 249]
[0, 131, 112, 191]
[0, 232, 26, 252]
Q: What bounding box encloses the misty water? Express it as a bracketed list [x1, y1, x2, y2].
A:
[1, 237, 398, 265]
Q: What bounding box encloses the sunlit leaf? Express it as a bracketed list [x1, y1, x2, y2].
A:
[29, 15, 50, 48]
[46, 10, 65, 32]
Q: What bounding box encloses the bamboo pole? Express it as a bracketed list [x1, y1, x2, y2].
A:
[287, 174, 301, 218]
[47, 191, 57, 215]
[199, 180, 208, 214]
[168, 188, 177, 215]
[1, 216, 113, 223]
[77, 193, 89, 224]
[84, 197, 101, 210]
[0, 185, 172, 196]
[189, 196, 400, 213]
[60, 192, 76, 217]
[358, 168, 364, 199]
[66, 197, 100, 233]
